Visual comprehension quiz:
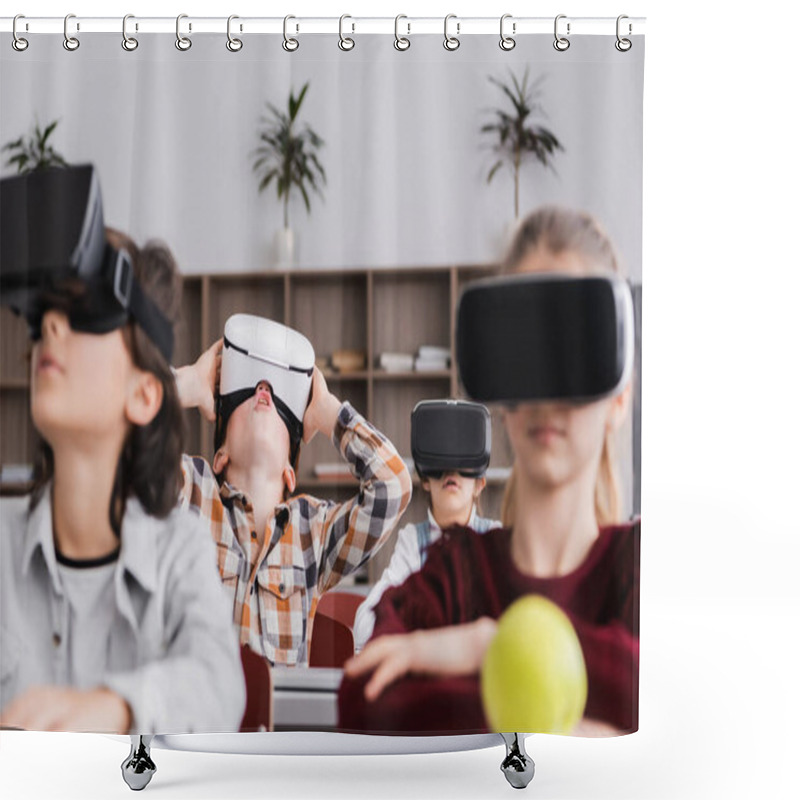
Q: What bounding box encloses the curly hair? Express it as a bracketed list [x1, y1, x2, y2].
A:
[30, 229, 185, 533]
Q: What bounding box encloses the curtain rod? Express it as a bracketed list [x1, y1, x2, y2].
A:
[0, 16, 646, 37]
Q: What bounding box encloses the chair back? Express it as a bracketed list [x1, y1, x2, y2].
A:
[316, 591, 364, 630]
[309, 612, 355, 668]
[238, 644, 273, 732]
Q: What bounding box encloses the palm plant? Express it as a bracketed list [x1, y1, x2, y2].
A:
[252, 83, 326, 230]
[482, 69, 563, 219]
[3, 119, 68, 174]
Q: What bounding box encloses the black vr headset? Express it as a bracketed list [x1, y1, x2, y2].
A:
[0, 165, 174, 362]
[411, 399, 492, 479]
[456, 274, 634, 404]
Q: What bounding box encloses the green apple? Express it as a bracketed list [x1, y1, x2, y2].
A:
[480, 595, 588, 734]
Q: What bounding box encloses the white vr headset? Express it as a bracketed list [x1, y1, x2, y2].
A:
[216, 314, 315, 464]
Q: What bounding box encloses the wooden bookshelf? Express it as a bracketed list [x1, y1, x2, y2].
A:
[0, 308, 36, 474]
[0, 264, 511, 579]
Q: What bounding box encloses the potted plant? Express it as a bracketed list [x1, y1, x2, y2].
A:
[482, 69, 563, 221]
[252, 83, 326, 267]
[3, 119, 68, 174]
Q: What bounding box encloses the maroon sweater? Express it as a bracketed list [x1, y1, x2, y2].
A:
[338, 521, 640, 736]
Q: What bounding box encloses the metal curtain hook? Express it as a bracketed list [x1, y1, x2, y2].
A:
[499, 14, 516, 51]
[444, 14, 460, 51]
[122, 14, 138, 51]
[176, 14, 192, 50]
[63, 13, 80, 51]
[283, 15, 299, 52]
[615, 14, 632, 51]
[12, 14, 29, 51]
[339, 14, 355, 51]
[394, 14, 410, 51]
[553, 14, 570, 51]
[227, 15, 243, 51]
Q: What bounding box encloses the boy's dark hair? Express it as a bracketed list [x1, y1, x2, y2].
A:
[30, 229, 185, 533]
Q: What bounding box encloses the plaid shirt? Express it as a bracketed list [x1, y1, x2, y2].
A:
[179, 401, 412, 666]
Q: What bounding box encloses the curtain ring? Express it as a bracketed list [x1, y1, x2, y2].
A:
[12, 15, 29, 52]
[553, 14, 570, 51]
[283, 15, 299, 52]
[499, 14, 516, 51]
[394, 15, 410, 51]
[63, 14, 80, 51]
[615, 15, 632, 52]
[122, 14, 138, 51]
[443, 14, 460, 51]
[176, 14, 192, 51]
[227, 15, 243, 52]
[338, 14, 355, 51]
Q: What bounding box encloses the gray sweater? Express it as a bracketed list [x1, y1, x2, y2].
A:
[0, 486, 245, 734]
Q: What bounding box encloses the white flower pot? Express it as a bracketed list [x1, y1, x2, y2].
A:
[273, 228, 296, 268]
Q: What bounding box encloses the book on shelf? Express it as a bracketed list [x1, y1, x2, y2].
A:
[413, 344, 450, 372]
[414, 356, 449, 372]
[377, 352, 414, 373]
[417, 345, 450, 361]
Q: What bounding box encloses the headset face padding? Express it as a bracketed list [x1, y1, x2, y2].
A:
[411, 400, 492, 479]
[456, 274, 634, 404]
[216, 314, 315, 453]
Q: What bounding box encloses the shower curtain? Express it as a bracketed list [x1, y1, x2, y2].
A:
[0, 20, 644, 741]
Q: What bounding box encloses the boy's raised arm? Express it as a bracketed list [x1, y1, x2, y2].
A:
[174, 339, 222, 421]
[303, 380, 412, 593]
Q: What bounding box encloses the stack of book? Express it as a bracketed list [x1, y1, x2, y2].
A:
[414, 345, 450, 372]
[378, 352, 414, 373]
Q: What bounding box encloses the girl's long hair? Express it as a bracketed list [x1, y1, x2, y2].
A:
[499, 206, 624, 528]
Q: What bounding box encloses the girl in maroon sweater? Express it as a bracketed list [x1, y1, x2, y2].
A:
[339, 206, 639, 737]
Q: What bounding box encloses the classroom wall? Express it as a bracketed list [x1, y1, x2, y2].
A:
[0, 34, 642, 279]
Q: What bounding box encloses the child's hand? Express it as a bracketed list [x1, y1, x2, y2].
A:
[302, 366, 342, 443]
[174, 339, 222, 421]
[343, 618, 497, 701]
[0, 686, 132, 733]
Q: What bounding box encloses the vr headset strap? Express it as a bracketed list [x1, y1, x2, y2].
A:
[271, 393, 304, 468]
[215, 386, 304, 467]
[223, 335, 314, 377]
[108, 247, 173, 363]
[215, 387, 256, 453]
[128, 278, 174, 363]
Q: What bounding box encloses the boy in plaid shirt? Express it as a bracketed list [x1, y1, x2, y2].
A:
[175, 324, 411, 666]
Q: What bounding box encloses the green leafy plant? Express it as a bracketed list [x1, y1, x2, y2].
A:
[252, 83, 326, 229]
[3, 120, 68, 174]
[482, 69, 564, 219]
